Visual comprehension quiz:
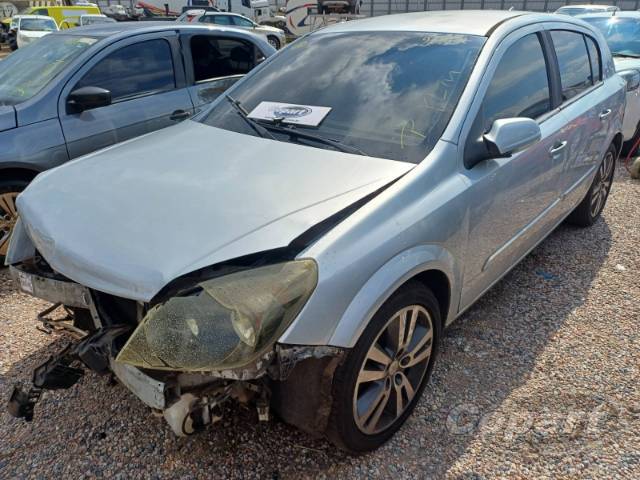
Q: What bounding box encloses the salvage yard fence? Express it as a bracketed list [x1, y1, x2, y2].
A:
[267, 0, 640, 13]
[94, 0, 640, 18]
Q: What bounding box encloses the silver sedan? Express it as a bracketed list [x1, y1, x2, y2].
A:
[6, 11, 624, 452]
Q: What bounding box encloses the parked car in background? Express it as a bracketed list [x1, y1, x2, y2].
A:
[60, 14, 117, 29]
[177, 6, 220, 22]
[8, 15, 58, 50]
[555, 4, 619, 16]
[101, 4, 129, 21]
[15, 4, 101, 26]
[6, 11, 624, 453]
[184, 11, 286, 49]
[0, 22, 274, 261]
[581, 11, 640, 151]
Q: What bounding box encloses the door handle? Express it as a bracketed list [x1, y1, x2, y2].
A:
[549, 140, 567, 155]
[170, 110, 191, 121]
[599, 109, 612, 120]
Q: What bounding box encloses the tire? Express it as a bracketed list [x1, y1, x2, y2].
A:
[0, 179, 29, 265]
[566, 143, 616, 228]
[326, 281, 442, 453]
[267, 35, 280, 50]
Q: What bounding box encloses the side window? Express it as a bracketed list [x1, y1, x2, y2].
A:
[190, 36, 255, 83]
[33, 8, 48, 15]
[481, 33, 551, 132]
[551, 30, 593, 101]
[75, 39, 175, 102]
[585, 36, 602, 83]
[232, 16, 254, 27]
[213, 15, 233, 25]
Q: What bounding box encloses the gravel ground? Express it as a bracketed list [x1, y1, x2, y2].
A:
[1, 166, 639, 479]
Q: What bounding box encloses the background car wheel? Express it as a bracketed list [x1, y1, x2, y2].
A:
[0, 180, 29, 265]
[267, 36, 280, 49]
[326, 281, 441, 453]
[566, 144, 616, 228]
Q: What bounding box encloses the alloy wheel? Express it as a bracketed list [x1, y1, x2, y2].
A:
[353, 305, 433, 435]
[590, 151, 614, 218]
[0, 192, 18, 257]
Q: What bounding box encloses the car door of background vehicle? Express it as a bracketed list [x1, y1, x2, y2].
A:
[59, 32, 193, 159]
[548, 28, 618, 211]
[458, 29, 569, 311]
[183, 32, 265, 112]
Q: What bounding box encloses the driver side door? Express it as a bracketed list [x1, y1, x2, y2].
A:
[459, 30, 569, 310]
[59, 32, 193, 159]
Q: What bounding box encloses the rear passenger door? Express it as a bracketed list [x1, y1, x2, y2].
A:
[183, 33, 265, 111]
[59, 33, 193, 159]
[548, 29, 618, 208]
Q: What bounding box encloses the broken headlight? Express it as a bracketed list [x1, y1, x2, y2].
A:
[116, 260, 317, 371]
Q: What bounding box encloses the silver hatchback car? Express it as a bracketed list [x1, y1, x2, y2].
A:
[6, 11, 624, 452]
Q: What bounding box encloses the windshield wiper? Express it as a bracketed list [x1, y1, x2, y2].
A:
[225, 95, 276, 141]
[257, 121, 369, 156]
[612, 52, 640, 59]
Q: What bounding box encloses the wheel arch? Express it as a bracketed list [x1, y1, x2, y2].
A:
[327, 244, 460, 348]
[612, 132, 623, 158]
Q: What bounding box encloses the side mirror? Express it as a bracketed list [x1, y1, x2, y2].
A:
[66, 86, 112, 114]
[483, 117, 541, 158]
[619, 69, 640, 92]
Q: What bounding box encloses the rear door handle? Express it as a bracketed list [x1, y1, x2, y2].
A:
[170, 110, 191, 121]
[599, 109, 612, 120]
[549, 140, 567, 155]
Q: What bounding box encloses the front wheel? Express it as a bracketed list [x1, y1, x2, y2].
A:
[326, 281, 441, 453]
[566, 144, 616, 227]
[0, 180, 29, 265]
[267, 36, 280, 49]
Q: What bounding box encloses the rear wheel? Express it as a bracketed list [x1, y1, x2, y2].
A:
[566, 144, 616, 227]
[0, 180, 29, 265]
[326, 281, 441, 453]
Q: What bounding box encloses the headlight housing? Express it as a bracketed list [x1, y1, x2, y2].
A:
[116, 260, 317, 372]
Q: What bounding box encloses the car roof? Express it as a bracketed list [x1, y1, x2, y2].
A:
[201, 12, 247, 18]
[57, 21, 255, 38]
[580, 11, 640, 19]
[319, 10, 571, 37]
[14, 14, 55, 20]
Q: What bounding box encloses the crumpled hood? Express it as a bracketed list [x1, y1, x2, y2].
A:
[18, 121, 413, 301]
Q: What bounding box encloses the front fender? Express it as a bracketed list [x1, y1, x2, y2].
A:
[325, 244, 460, 348]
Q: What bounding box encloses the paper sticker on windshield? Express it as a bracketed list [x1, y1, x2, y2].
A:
[248, 102, 331, 127]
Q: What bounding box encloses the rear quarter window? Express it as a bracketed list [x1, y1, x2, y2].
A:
[551, 30, 594, 101]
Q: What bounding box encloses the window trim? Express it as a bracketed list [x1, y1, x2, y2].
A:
[584, 34, 603, 85]
[184, 33, 259, 86]
[463, 31, 555, 168]
[547, 29, 604, 110]
[73, 37, 178, 105]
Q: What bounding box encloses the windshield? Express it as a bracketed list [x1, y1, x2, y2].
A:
[202, 32, 485, 162]
[20, 18, 57, 31]
[583, 17, 640, 57]
[0, 35, 97, 106]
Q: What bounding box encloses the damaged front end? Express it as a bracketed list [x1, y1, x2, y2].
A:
[7, 258, 346, 437]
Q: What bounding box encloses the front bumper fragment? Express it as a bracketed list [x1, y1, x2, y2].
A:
[9, 265, 92, 309]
